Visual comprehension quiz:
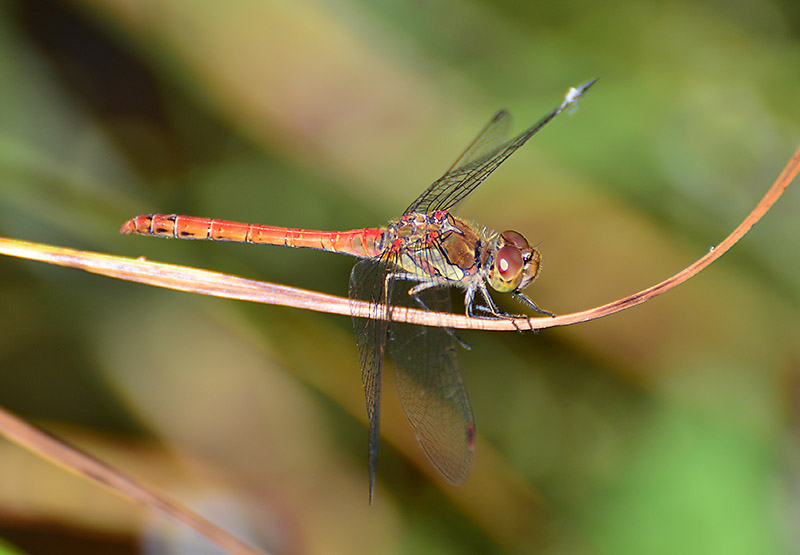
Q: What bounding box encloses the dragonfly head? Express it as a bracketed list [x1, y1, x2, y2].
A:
[487, 230, 541, 294]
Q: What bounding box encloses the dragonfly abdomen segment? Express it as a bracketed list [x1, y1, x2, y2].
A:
[120, 214, 385, 257]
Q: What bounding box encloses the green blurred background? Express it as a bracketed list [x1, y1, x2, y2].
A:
[1, 0, 799, 553]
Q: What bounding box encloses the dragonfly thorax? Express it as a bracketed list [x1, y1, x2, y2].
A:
[384, 212, 540, 300]
[384, 212, 483, 285]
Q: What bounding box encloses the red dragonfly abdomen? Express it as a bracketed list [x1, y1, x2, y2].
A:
[120, 214, 385, 258]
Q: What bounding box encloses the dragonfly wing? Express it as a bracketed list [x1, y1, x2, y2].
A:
[387, 285, 475, 485]
[441, 111, 512, 178]
[404, 110, 511, 215]
[405, 81, 595, 215]
[349, 256, 395, 502]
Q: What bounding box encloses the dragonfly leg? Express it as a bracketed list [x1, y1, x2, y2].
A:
[468, 287, 554, 333]
[407, 279, 449, 296]
[467, 292, 527, 333]
[407, 283, 471, 351]
[513, 292, 556, 317]
[462, 286, 500, 318]
[471, 285, 504, 317]
[465, 286, 527, 332]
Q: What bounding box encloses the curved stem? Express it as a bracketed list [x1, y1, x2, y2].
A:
[0, 146, 797, 333]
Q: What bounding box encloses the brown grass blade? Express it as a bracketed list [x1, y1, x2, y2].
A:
[0, 405, 265, 554]
[1, 144, 797, 332]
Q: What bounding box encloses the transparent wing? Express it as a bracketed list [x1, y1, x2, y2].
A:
[387, 284, 475, 485]
[404, 110, 510, 215]
[349, 256, 395, 503]
[405, 79, 596, 215]
[441, 110, 512, 178]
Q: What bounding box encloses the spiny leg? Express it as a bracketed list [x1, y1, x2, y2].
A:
[467, 286, 555, 332]
[407, 280, 470, 351]
[513, 291, 556, 317]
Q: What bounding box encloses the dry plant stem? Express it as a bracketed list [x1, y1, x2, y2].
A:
[529, 144, 800, 329]
[0, 406, 266, 555]
[0, 145, 798, 331]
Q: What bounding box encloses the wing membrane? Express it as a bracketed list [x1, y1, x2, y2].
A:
[405, 80, 596, 215]
[349, 256, 395, 503]
[387, 284, 475, 485]
[441, 111, 512, 178]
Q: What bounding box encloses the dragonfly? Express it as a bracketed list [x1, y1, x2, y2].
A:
[121, 79, 595, 501]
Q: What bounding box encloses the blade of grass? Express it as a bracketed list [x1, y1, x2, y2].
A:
[1, 143, 797, 331]
[0, 405, 266, 555]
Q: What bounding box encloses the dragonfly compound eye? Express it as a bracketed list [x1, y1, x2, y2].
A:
[487, 230, 543, 294]
[500, 230, 528, 250]
[488, 244, 524, 292]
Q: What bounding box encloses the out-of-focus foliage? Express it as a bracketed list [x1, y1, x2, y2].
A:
[0, 0, 798, 553]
